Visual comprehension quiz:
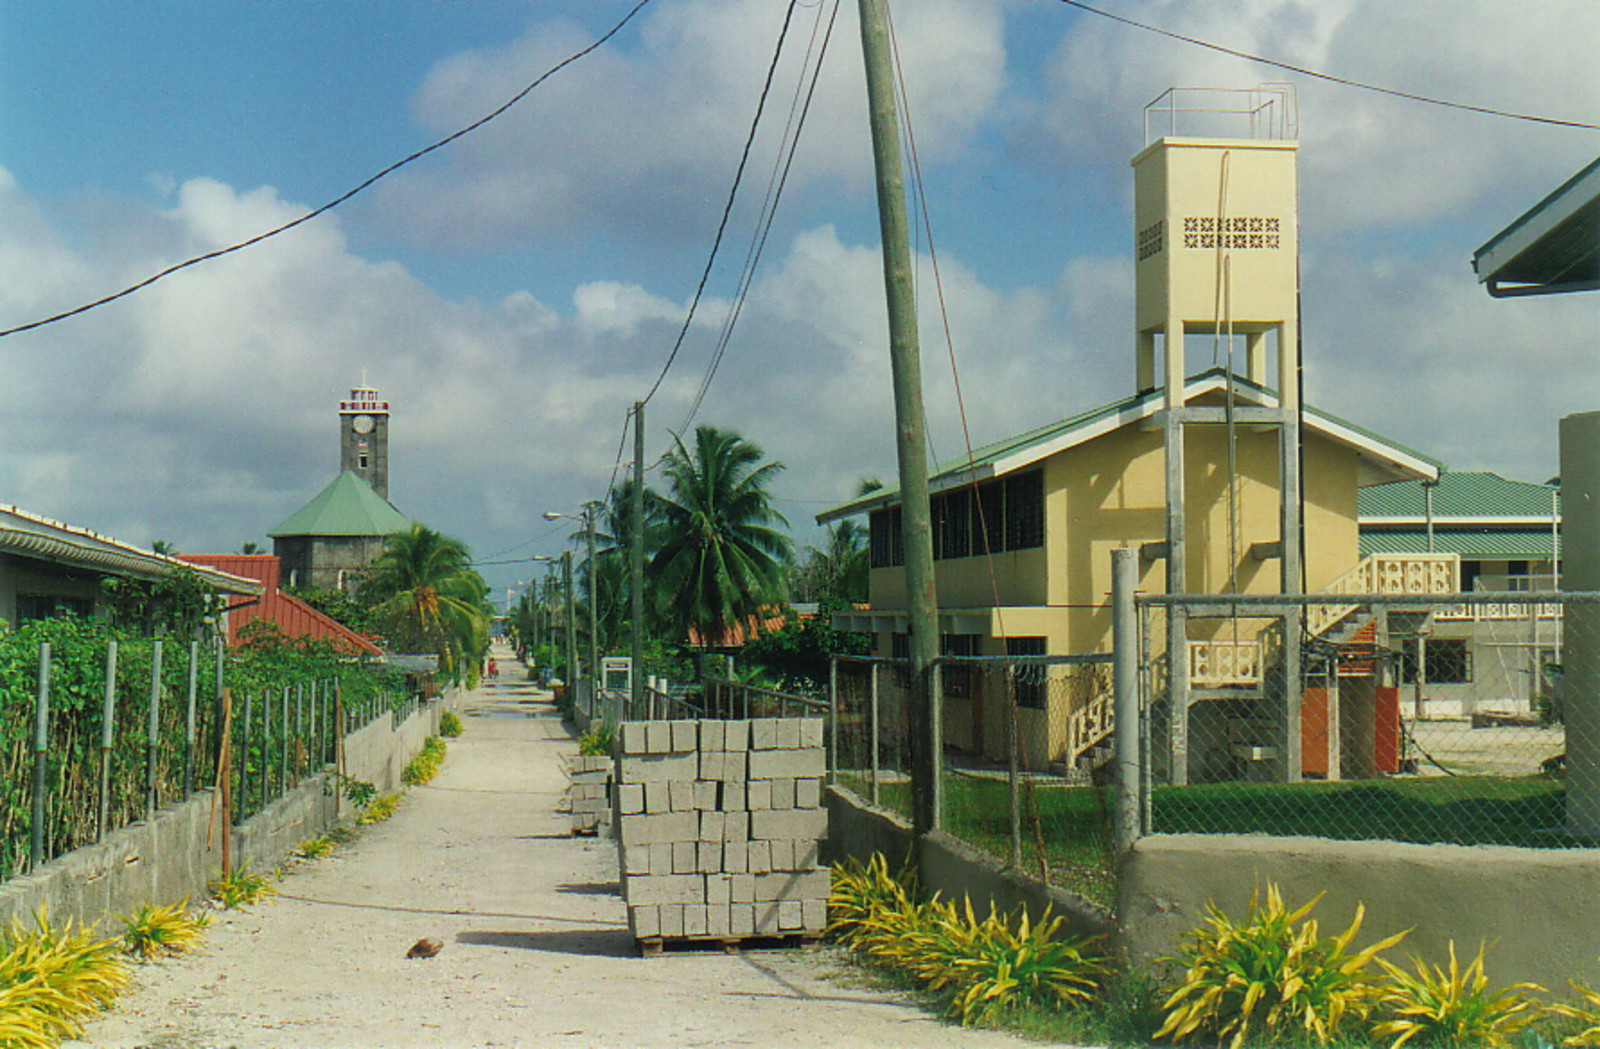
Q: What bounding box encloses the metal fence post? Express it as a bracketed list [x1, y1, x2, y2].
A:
[97, 642, 118, 842]
[147, 639, 163, 819]
[828, 659, 839, 785]
[31, 643, 52, 871]
[929, 662, 943, 831]
[294, 683, 304, 780]
[1113, 548, 1143, 855]
[241, 691, 254, 818]
[1007, 664, 1022, 870]
[279, 687, 290, 794]
[184, 639, 199, 797]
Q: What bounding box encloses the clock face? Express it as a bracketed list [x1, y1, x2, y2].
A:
[352, 414, 374, 435]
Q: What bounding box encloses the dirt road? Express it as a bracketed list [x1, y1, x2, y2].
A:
[72, 647, 1034, 1049]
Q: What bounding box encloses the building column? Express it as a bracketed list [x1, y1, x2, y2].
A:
[1561, 411, 1600, 835]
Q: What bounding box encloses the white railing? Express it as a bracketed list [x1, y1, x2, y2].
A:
[1067, 689, 1114, 768]
[1306, 553, 1459, 636]
[1188, 638, 1265, 685]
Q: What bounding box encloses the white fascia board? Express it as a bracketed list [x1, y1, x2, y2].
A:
[1360, 515, 1560, 526]
[1473, 159, 1600, 283]
[983, 394, 1167, 479]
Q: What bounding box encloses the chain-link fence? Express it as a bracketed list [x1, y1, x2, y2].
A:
[830, 653, 1121, 909]
[583, 676, 826, 728]
[1136, 591, 1598, 849]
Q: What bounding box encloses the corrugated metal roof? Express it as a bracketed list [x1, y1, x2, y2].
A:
[269, 471, 410, 538]
[182, 554, 383, 656]
[0, 505, 261, 595]
[1474, 155, 1600, 296]
[1358, 471, 1558, 519]
[818, 368, 1440, 522]
[1360, 529, 1557, 559]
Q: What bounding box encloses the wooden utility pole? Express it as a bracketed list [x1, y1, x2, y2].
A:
[857, 0, 941, 834]
[631, 401, 646, 716]
[562, 549, 577, 704]
[585, 500, 601, 722]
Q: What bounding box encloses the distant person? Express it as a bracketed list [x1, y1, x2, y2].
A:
[488, 658, 499, 679]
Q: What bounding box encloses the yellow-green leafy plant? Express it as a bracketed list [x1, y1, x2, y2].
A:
[438, 710, 464, 737]
[1550, 981, 1600, 1046]
[1371, 941, 1543, 1049]
[577, 721, 615, 757]
[208, 865, 278, 910]
[0, 909, 129, 1045]
[358, 792, 403, 824]
[119, 900, 209, 960]
[401, 737, 447, 786]
[293, 835, 336, 860]
[828, 853, 918, 944]
[1157, 884, 1407, 1049]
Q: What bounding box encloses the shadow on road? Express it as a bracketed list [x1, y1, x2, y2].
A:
[456, 928, 637, 958]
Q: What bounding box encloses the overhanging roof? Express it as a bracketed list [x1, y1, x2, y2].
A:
[1358, 471, 1558, 521]
[270, 471, 411, 538]
[0, 506, 262, 596]
[1473, 155, 1600, 297]
[818, 369, 1440, 523]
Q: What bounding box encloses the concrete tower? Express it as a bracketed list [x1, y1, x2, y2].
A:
[339, 383, 390, 500]
[1131, 86, 1305, 782]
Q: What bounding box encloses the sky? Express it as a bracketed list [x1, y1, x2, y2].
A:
[0, 0, 1595, 607]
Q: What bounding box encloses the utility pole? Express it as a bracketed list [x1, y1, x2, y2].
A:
[585, 500, 601, 722]
[631, 401, 646, 716]
[562, 550, 577, 706]
[857, 0, 941, 835]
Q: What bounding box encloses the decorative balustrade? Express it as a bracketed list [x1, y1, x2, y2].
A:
[1305, 553, 1459, 636]
[1066, 690, 1114, 767]
[1188, 638, 1265, 685]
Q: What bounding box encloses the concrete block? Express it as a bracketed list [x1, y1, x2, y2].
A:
[645, 721, 671, 754]
[684, 904, 709, 938]
[795, 778, 821, 809]
[746, 780, 772, 811]
[730, 874, 755, 904]
[723, 842, 748, 873]
[798, 718, 825, 749]
[720, 781, 746, 811]
[793, 839, 820, 870]
[769, 840, 793, 871]
[618, 811, 697, 848]
[622, 844, 649, 878]
[698, 751, 731, 781]
[694, 780, 718, 811]
[748, 748, 825, 780]
[619, 753, 699, 784]
[803, 899, 827, 933]
[699, 811, 725, 842]
[673, 841, 697, 874]
[724, 719, 749, 752]
[706, 874, 732, 906]
[748, 840, 771, 874]
[770, 778, 795, 810]
[619, 721, 651, 755]
[650, 843, 673, 876]
[645, 782, 670, 814]
[698, 841, 721, 873]
[750, 718, 779, 750]
[669, 780, 694, 812]
[671, 720, 698, 752]
[731, 904, 755, 937]
[779, 901, 804, 930]
[701, 719, 725, 750]
[660, 903, 685, 938]
[722, 812, 749, 842]
[629, 904, 660, 939]
[750, 809, 827, 843]
[755, 900, 782, 934]
[707, 903, 731, 937]
[625, 874, 703, 906]
[775, 718, 801, 749]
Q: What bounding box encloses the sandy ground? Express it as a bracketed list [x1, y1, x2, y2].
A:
[70, 645, 1038, 1049]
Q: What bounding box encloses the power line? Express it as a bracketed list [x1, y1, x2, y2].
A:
[1057, 0, 1600, 131]
[0, 0, 658, 342]
[636, 0, 801, 411]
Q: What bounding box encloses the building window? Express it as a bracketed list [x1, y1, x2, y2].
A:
[870, 507, 904, 568]
[1399, 639, 1473, 684]
[890, 632, 909, 660]
[1005, 472, 1044, 550]
[932, 488, 972, 560]
[17, 594, 93, 622]
[873, 469, 1045, 567]
[1007, 636, 1047, 709]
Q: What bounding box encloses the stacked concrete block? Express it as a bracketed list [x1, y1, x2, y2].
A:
[565, 754, 612, 835]
[615, 717, 829, 945]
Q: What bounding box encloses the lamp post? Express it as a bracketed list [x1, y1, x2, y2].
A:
[546, 505, 601, 722]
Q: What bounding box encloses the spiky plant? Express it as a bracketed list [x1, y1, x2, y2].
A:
[1371, 941, 1543, 1049]
[119, 901, 209, 960]
[208, 866, 278, 910]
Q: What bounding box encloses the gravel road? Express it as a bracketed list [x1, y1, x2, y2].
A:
[70, 648, 1037, 1049]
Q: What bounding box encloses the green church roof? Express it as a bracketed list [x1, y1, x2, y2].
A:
[1358, 471, 1559, 519]
[269, 471, 411, 538]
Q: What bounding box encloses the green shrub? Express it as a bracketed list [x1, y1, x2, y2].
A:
[358, 793, 402, 825]
[119, 900, 208, 960]
[0, 910, 129, 1046]
[438, 710, 463, 737]
[1371, 941, 1543, 1049]
[208, 865, 277, 910]
[401, 737, 447, 786]
[293, 835, 336, 860]
[1156, 884, 1406, 1048]
[577, 721, 615, 757]
[1550, 981, 1600, 1046]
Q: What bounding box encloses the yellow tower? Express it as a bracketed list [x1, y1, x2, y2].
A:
[1130, 86, 1305, 783]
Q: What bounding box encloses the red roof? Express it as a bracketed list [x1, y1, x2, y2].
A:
[181, 554, 382, 657]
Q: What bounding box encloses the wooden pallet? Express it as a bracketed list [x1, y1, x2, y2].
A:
[638, 932, 823, 958]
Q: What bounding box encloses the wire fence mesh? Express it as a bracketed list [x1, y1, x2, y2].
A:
[1138, 592, 1596, 849]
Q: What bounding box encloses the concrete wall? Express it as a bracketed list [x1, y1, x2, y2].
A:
[824, 784, 1114, 944]
[1119, 833, 1600, 989]
[0, 696, 445, 932]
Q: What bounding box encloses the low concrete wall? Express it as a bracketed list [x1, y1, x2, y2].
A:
[1119, 834, 1600, 990]
[0, 698, 443, 932]
[825, 785, 1114, 942]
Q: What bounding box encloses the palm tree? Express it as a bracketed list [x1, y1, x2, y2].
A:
[581, 478, 664, 654]
[363, 524, 489, 680]
[650, 426, 793, 645]
[792, 519, 869, 605]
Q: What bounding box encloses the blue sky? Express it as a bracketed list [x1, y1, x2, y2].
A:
[0, 1, 1595, 604]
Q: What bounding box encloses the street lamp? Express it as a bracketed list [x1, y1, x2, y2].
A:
[545, 505, 601, 721]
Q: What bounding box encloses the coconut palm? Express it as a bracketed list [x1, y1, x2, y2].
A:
[792, 519, 869, 605]
[363, 524, 489, 679]
[650, 426, 793, 645]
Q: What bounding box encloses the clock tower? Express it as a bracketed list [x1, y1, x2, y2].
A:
[339, 383, 390, 500]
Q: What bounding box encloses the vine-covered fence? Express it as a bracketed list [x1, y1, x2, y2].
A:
[0, 617, 412, 882]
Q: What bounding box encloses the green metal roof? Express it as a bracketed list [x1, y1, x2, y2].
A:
[818, 368, 1440, 522]
[1358, 471, 1558, 519]
[269, 471, 411, 538]
[1360, 529, 1557, 559]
